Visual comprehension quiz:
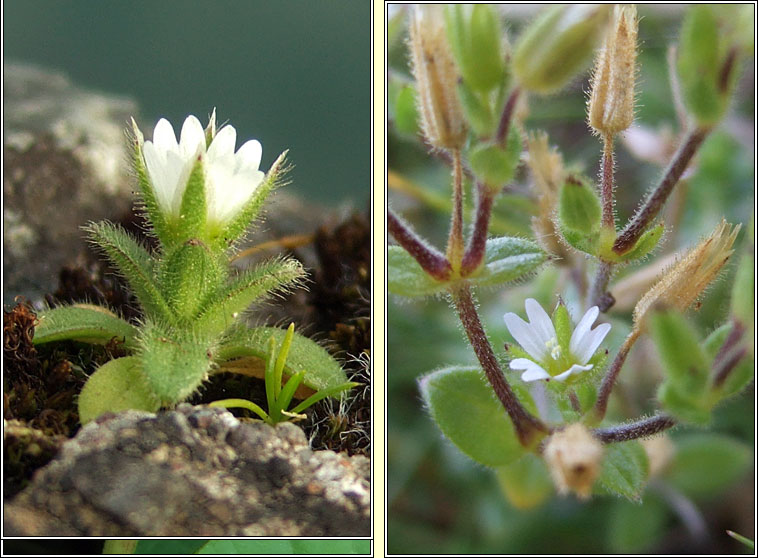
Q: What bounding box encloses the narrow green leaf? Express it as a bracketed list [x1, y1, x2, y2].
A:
[387, 245, 449, 297]
[84, 221, 172, 321]
[419, 365, 525, 467]
[495, 454, 553, 510]
[278, 371, 306, 414]
[33, 304, 139, 350]
[290, 381, 359, 414]
[265, 335, 277, 418]
[726, 530, 755, 550]
[208, 398, 270, 422]
[468, 236, 546, 287]
[595, 440, 649, 501]
[195, 257, 305, 337]
[218, 326, 349, 392]
[274, 323, 296, 400]
[78, 356, 160, 424]
[666, 433, 752, 500]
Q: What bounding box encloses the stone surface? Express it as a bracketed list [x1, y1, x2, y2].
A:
[3, 63, 138, 305]
[4, 404, 370, 536]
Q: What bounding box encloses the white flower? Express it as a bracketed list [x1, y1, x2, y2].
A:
[504, 298, 611, 383]
[139, 111, 265, 226]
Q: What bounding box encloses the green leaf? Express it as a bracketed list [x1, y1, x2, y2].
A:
[613, 223, 664, 262]
[218, 326, 349, 392]
[418, 365, 525, 467]
[208, 398, 270, 422]
[607, 496, 668, 553]
[495, 454, 553, 510]
[717, 355, 754, 400]
[558, 176, 601, 235]
[195, 257, 305, 337]
[595, 440, 649, 501]
[657, 382, 711, 425]
[138, 321, 214, 405]
[457, 80, 495, 137]
[394, 85, 420, 136]
[33, 304, 139, 350]
[467, 125, 522, 187]
[84, 221, 173, 321]
[650, 311, 709, 396]
[387, 245, 449, 297]
[666, 433, 752, 500]
[468, 236, 546, 287]
[290, 381, 359, 414]
[197, 539, 371, 555]
[78, 356, 160, 424]
[703, 322, 732, 360]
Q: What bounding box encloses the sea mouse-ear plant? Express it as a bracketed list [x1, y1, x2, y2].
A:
[33, 110, 355, 424]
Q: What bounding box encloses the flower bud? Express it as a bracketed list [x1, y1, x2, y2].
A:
[513, 5, 608, 95]
[588, 5, 638, 136]
[445, 5, 505, 93]
[634, 220, 741, 328]
[409, 5, 467, 150]
[543, 423, 604, 499]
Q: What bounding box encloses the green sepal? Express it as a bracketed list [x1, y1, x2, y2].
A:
[467, 125, 522, 188]
[677, 6, 727, 126]
[595, 440, 649, 502]
[552, 302, 572, 351]
[703, 322, 732, 360]
[209, 151, 286, 251]
[716, 356, 754, 400]
[138, 321, 214, 405]
[217, 326, 349, 392]
[495, 454, 553, 510]
[394, 85, 420, 136]
[513, 5, 607, 95]
[666, 433, 752, 501]
[557, 176, 602, 255]
[445, 5, 505, 93]
[83, 221, 173, 321]
[194, 257, 305, 338]
[418, 365, 526, 467]
[457, 80, 495, 137]
[33, 304, 139, 350]
[159, 239, 226, 320]
[78, 356, 160, 424]
[131, 135, 172, 247]
[175, 156, 207, 241]
[467, 237, 546, 287]
[387, 245, 449, 297]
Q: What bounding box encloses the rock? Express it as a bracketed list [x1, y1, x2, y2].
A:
[4, 404, 370, 536]
[3, 63, 139, 306]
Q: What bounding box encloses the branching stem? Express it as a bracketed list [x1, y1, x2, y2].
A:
[461, 183, 495, 276]
[388, 209, 452, 280]
[593, 413, 677, 443]
[593, 328, 642, 421]
[446, 149, 465, 269]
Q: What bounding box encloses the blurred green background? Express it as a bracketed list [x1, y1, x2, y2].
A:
[388, 4, 754, 555]
[4, 0, 369, 205]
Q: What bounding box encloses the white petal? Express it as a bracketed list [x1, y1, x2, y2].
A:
[179, 115, 205, 158]
[525, 298, 557, 346]
[143, 141, 172, 212]
[504, 312, 547, 361]
[510, 359, 551, 382]
[208, 125, 237, 159]
[570, 306, 599, 360]
[236, 139, 262, 171]
[573, 323, 612, 364]
[553, 363, 593, 382]
[152, 118, 177, 149]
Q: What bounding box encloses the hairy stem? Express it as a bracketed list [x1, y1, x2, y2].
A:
[451, 282, 548, 446]
[446, 149, 465, 270]
[388, 209, 452, 280]
[601, 133, 616, 229]
[593, 328, 642, 421]
[589, 261, 616, 312]
[461, 183, 495, 276]
[593, 413, 677, 443]
[613, 126, 709, 254]
[495, 87, 521, 147]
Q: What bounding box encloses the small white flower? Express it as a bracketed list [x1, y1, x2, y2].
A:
[504, 298, 611, 383]
[140, 112, 265, 226]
